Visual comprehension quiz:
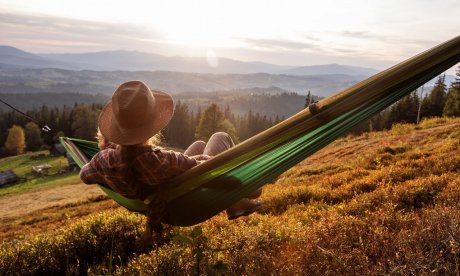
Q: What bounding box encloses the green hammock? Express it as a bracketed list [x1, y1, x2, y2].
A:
[61, 35, 460, 226]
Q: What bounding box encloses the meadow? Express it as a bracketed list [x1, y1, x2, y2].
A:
[0, 151, 77, 196]
[0, 117, 459, 275]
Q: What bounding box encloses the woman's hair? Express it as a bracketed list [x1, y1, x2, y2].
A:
[96, 128, 162, 199]
[96, 128, 166, 242]
[96, 129, 112, 150]
[96, 128, 161, 150]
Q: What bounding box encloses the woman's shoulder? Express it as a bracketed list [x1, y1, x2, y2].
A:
[89, 147, 118, 166]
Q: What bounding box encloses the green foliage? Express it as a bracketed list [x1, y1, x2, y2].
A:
[422, 75, 447, 118]
[24, 122, 44, 151]
[195, 104, 239, 142]
[163, 101, 195, 149]
[444, 65, 460, 117]
[0, 150, 74, 196]
[443, 86, 460, 117]
[71, 105, 100, 140]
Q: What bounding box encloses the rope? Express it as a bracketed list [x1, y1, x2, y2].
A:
[0, 98, 54, 134]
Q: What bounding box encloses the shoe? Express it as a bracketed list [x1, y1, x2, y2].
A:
[226, 198, 262, 220]
[246, 188, 262, 199]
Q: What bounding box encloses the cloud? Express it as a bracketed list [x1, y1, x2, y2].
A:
[339, 30, 439, 48]
[0, 12, 165, 52]
[241, 38, 319, 51]
[340, 31, 369, 38]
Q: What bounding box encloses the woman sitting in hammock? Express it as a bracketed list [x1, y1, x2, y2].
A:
[79, 80, 262, 221]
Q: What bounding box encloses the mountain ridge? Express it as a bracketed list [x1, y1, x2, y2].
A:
[0, 67, 363, 96]
[1, 45, 377, 76]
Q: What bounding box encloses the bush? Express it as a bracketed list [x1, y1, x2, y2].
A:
[0, 211, 144, 275]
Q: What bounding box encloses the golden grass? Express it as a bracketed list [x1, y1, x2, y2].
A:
[1, 117, 460, 275]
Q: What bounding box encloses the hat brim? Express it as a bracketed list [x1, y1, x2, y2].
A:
[98, 90, 174, 145]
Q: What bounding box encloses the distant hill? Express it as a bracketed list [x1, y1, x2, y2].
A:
[40, 50, 293, 74]
[0, 45, 293, 73]
[0, 68, 363, 97]
[0, 93, 109, 111]
[0, 46, 83, 70]
[279, 63, 378, 76]
[0, 88, 312, 119]
[1, 45, 381, 76]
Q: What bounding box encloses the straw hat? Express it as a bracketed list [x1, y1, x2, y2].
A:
[98, 81, 174, 145]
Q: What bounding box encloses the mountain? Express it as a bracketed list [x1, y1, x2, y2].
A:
[0, 46, 83, 70]
[1, 45, 381, 76]
[40, 50, 293, 74]
[279, 63, 379, 76]
[0, 68, 363, 97]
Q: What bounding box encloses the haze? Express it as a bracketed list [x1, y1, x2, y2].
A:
[1, 0, 459, 73]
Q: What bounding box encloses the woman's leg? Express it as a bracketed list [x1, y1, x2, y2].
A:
[203, 132, 235, 156]
[203, 132, 262, 219]
[184, 140, 206, 156]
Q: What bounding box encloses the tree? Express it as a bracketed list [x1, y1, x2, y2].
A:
[387, 91, 420, 125]
[163, 101, 194, 148]
[71, 105, 99, 140]
[443, 66, 460, 117]
[5, 125, 26, 155]
[195, 104, 239, 142]
[24, 122, 44, 151]
[421, 75, 447, 118]
[304, 91, 313, 108]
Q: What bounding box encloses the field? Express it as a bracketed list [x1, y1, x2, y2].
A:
[0, 117, 459, 275]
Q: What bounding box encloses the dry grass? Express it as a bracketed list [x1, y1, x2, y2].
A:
[1, 117, 460, 275]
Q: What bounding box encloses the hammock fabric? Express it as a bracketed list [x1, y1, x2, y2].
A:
[61, 35, 460, 226]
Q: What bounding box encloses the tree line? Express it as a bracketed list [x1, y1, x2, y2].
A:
[351, 67, 460, 133]
[1, 66, 459, 156]
[0, 101, 282, 156]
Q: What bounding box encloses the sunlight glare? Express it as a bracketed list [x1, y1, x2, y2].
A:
[206, 50, 219, 67]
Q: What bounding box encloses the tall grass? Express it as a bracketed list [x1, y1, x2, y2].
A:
[1, 117, 459, 275]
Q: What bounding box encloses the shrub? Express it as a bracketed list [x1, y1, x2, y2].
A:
[0, 211, 144, 275]
[390, 123, 414, 135]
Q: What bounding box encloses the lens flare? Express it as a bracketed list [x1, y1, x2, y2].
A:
[206, 50, 219, 68]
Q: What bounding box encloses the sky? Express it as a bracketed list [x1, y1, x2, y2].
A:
[0, 0, 459, 73]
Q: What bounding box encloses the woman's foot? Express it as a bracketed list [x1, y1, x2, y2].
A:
[246, 188, 262, 199]
[226, 198, 262, 220]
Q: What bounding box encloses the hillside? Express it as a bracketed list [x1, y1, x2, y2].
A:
[0, 89, 310, 118]
[0, 67, 361, 96]
[0, 117, 459, 274]
[2, 45, 379, 76]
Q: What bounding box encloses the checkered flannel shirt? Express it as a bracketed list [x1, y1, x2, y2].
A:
[80, 146, 209, 200]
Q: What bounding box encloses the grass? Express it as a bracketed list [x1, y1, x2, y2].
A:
[0, 151, 78, 196]
[0, 173, 80, 197]
[1, 117, 460, 275]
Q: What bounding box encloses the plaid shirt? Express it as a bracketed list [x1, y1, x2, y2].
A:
[80, 146, 209, 200]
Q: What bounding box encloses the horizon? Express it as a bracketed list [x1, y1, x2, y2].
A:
[0, 0, 459, 74]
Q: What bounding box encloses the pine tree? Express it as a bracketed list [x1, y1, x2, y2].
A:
[195, 104, 239, 142]
[71, 105, 99, 140]
[24, 122, 44, 151]
[5, 125, 26, 155]
[443, 66, 460, 117]
[304, 91, 312, 109]
[164, 101, 194, 148]
[422, 75, 447, 118]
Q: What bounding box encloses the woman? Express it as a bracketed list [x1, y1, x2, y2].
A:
[80, 80, 261, 222]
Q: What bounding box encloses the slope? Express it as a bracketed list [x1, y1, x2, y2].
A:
[0, 117, 459, 275]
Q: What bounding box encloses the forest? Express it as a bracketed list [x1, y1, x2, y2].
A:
[0, 67, 459, 158]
